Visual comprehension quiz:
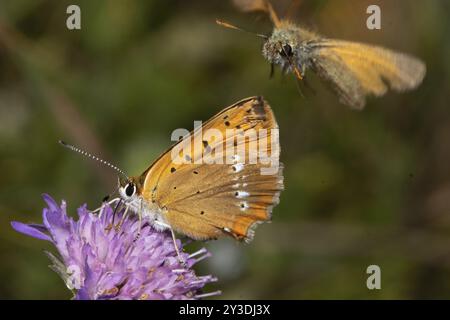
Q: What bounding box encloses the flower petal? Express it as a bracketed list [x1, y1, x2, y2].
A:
[42, 193, 60, 213]
[41, 195, 73, 259]
[11, 221, 52, 241]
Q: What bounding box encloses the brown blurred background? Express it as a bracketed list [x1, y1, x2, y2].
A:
[0, 0, 449, 299]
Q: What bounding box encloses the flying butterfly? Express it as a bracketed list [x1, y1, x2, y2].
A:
[60, 96, 283, 260]
[218, 0, 426, 109]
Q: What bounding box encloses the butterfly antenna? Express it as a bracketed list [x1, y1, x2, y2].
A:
[216, 19, 267, 39]
[59, 140, 129, 180]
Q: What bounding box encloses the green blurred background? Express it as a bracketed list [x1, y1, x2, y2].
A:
[0, 0, 449, 299]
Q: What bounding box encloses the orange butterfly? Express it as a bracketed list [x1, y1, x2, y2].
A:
[218, 0, 426, 109]
[61, 96, 283, 259]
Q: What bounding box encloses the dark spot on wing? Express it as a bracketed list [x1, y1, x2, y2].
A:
[193, 170, 199, 174]
[170, 167, 176, 173]
[224, 121, 230, 126]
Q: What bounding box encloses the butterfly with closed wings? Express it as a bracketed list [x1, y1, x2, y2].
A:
[61, 96, 283, 262]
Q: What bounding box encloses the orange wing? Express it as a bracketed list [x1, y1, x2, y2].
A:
[138, 97, 283, 241]
[310, 40, 426, 109]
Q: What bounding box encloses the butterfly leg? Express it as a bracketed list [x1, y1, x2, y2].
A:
[133, 199, 144, 242]
[104, 199, 123, 231]
[170, 228, 187, 268]
[114, 205, 129, 231]
[301, 63, 306, 77]
[92, 197, 120, 214]
[154, 220, 187, 267]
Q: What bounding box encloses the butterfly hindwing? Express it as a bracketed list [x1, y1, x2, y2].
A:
[309, 47, 366, 109]
[139, 97, 283, 241]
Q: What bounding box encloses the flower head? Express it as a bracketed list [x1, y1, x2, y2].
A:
[12, 194, 219, 300]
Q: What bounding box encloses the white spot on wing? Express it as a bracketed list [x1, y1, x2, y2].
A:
[232, 163, 244, 173]
[235, 191, 249, 199]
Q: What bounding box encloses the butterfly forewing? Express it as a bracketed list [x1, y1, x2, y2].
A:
[310, 40, 426, 109]
[139, 97, 283, 241]
[309, 48, 365, 109]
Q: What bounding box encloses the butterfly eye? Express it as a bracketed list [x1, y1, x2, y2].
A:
[125, 183, 136, 197]
[280, 44, 293, 57]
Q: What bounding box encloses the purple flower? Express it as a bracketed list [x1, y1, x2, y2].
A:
[11, 194, 220, 300]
